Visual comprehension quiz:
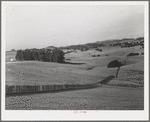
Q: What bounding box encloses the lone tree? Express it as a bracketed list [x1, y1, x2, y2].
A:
[107, 60, 124, 78]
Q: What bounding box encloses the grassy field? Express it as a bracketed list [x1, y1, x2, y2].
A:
[6, 46, 144, 87]
[5, 45, 144, 110]
[6, 86, 143, 110]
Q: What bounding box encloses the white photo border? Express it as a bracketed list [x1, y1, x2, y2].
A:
[1, 1, 149, 121]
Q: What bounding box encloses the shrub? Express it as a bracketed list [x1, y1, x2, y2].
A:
[127, 53, 139, 56]
[91, 55, 95, 57]
[96, 48, 103, 52]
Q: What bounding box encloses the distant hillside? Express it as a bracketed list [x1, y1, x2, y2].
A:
[45, 46, 57, 50]
[95, 39, 121, 44]
[6, 50, 17, 53]
[95, 38, 135, 44]
[57, 37, 144, 50]
[59, 44, 89, 51]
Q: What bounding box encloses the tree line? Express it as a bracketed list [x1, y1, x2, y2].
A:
[59, 43, 106, 51]
[60, 45, 89, 51]
[15, 48, 65, 63]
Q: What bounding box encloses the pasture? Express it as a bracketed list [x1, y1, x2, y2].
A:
[6, 46, 144, 87]
[5, 45, 144, 110]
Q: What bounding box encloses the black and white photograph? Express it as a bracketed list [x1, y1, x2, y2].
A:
[1, 1, 149, 121]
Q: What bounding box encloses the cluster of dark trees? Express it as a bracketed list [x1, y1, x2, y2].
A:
[15, 48, 65, 63]
[65, 50, 77, 54]
[60, 43, 105, 51]
[85, 43, 105, 48]
[91, 54, 100, 57]
[110, 41, 144, 48]
[121, 42, 144, 48]
[110, 43, 121, 46]
[60, 45, 89, 51]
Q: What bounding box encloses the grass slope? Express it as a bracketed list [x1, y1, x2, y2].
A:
[6, 45, 144, 88]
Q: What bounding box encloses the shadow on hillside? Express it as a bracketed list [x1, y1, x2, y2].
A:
[62, 61, 86, 65]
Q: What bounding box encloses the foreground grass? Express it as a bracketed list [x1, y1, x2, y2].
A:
[5, 86, 144, 110]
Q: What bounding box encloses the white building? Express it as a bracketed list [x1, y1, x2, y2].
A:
[10, 58, 13, 61]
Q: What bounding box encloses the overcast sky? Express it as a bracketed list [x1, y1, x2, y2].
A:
[4, 2, 144, 51]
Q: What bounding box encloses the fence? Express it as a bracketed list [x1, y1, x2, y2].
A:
[6, 76, 115, 96]
[6, 83, 98, 96]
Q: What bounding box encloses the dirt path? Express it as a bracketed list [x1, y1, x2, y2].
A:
[6, 86, 144, 110]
